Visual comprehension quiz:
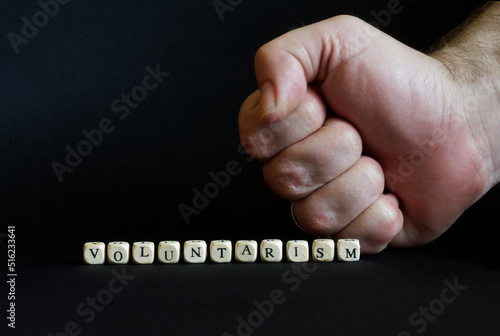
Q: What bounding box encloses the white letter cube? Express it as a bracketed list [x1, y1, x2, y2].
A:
[337, 239, 360, 261]
[210, 240, 232, 263]
[184, 240, 207, 263]
[83, 242, 106, 264]
[107, 241, 130, 264]
[235, 240, 258, 263]
[132, 241, 155, 264]
[158, 241, 181, 264]
[286, 240, 309, 262]
[260, 239, 283, 262]
[312, 239, 335, 262]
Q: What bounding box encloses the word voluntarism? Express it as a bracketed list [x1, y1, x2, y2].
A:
[83, 239, 360, 265]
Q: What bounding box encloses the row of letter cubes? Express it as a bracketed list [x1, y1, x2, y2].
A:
[84, 239, 360, 264]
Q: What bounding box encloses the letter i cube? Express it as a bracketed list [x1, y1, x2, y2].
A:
[286, 240, 309, 262]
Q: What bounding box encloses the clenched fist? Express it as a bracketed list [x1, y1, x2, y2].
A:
[239, 10, 500, 253]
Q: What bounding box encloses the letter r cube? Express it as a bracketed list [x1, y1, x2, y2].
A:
[260, 239, 283, 262]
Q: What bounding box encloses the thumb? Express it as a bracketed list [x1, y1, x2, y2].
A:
[254, 15, 381, 124]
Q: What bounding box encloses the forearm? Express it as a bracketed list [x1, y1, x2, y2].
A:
[431, 2, 500, 188]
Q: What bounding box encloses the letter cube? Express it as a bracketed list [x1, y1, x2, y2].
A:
[158, 241, 181, 264]
[83, 242, 106, 264]
[337, 239, 360, 261]
[107, 241, 130, 264]
[210, 240, 232, 263]
[132, 241, 155, 264]
[234, 240, 258, 263]
[286, 240, 309, 262]
[184, 240, 207, 263]
[260, 239, 283, 262]
[312, 239, 335, 262]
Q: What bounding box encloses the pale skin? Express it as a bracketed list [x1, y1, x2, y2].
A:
[238, 3, 500, 253]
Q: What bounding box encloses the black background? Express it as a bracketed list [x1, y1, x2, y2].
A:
[1, 0, 499, 335]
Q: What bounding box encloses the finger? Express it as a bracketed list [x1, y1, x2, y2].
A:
[254, 15, 381, 124]
[334, 193, 403, 254]
[263, 117, 362, 200]
[239, 85, 327, 161]
[293, 156, 385, 235]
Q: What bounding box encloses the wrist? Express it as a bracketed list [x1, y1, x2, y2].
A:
[429, 2, 500, 191]
[430, 48, 500, 192]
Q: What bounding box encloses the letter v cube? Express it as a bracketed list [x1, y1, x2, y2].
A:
[83, 242, 105, 264]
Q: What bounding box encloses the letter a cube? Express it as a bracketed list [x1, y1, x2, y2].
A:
[235, 240, 258, 263]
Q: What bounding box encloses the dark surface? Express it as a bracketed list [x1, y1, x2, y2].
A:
[1, 0, 499, 335]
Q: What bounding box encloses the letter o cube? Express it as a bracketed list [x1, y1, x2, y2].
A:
[107, 241, 130, 264]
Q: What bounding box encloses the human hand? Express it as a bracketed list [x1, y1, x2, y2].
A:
[238, 14, 499, 253]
